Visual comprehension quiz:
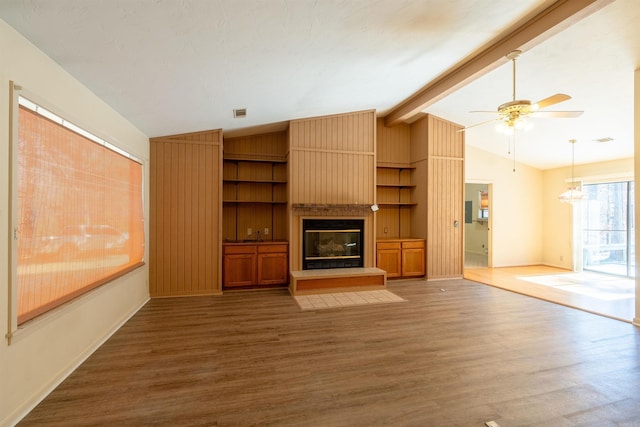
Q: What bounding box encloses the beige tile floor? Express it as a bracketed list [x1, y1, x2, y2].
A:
[294, 289, 406, 310]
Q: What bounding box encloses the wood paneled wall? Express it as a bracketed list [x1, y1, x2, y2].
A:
[411, 115, 464, 280]
[149, 130, 223, 297]
[376, 119, 411, 166]
[223, 131, 288, 160]
[288, 110, 376, 271]
[289, 110, 376, 205]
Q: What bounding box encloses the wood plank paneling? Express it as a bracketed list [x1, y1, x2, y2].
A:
[289, 110, 376, 205]
[376, 206, 400, 238]
[376, 119, 411, 166]
[288, 110, 376, 272]
[426, 115, 464, 280]
[223, 131, 288, 160]
[408, 114, 464, 279]
[149, 130, 223, 297]
[428, 158, 464, 279]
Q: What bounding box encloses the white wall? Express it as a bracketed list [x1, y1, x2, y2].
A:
[466, 144, 544, 267]
[0, 19, 150, 425]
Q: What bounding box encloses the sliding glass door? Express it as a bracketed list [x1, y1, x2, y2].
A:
[582, 181, 635, 277]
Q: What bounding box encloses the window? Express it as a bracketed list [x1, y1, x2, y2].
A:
[582, 181, 635, 278]
[12, 93, 144, 325]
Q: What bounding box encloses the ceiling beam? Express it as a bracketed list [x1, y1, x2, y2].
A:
[383, 0, 614, 127]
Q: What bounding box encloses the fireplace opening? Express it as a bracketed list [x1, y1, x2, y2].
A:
[302, 219, 364, 270]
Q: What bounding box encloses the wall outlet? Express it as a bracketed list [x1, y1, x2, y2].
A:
[560, 255, 564, 261]
[247, 228, 252, 236]
[384, 227, 388, 234]
[264, 228, 269, 235]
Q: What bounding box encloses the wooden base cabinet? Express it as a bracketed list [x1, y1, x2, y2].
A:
[258, 245, 288, 285]
[224, 242, 288, 288]
[376, 239, 425, 279]
[223, 245, 257, 287]
[376, 242, 402, 278]
[401, 240, 425, 277]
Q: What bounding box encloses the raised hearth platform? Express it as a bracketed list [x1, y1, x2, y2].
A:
[289, 267, 387, 296]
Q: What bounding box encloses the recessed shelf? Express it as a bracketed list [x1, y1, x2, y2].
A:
[224, 155, 286, 163]
[376, 163, 415, 169]
[223, 179, 287, 184]
[223, 200, 288, 204]
[376, 184, 415, 188]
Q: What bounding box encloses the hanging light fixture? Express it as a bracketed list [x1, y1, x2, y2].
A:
[558, 139, 586, 204]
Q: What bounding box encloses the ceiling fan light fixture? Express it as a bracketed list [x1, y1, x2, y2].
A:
[495, 121, 515, 135]
[513, 116, 528, 130]
[463, 50, 578, 140]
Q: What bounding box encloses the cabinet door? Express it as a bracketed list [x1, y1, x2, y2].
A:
[402, 248, 425, 277]
[224, 254, 257, 287]
[377, 247, 401, 278]
[258, 252, 288, 285]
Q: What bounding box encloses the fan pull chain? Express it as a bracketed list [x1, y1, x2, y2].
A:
[513, 138, 516, 172]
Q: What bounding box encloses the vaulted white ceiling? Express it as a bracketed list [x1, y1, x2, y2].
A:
[0, 0, 638, 169]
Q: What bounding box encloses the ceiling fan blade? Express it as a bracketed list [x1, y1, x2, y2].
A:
[457, 118, 498, 132]
[533, 93, 571, 110]
[530, 110, 583, 118]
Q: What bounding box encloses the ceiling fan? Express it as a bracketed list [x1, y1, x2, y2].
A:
[462, 50, 583, 133]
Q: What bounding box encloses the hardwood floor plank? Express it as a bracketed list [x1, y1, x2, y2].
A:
[18, 280, 640, 426]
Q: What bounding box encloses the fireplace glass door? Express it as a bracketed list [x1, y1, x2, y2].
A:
[303, 219, 364, 270]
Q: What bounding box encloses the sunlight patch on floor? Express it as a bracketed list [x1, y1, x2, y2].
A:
[517, 272, 634, 301]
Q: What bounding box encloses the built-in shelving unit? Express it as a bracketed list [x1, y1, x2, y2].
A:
[376, 164, 416, 206]
[223, 158, 287, 204]
[222, 132, 288, 242]
[376, 163, 415, 237]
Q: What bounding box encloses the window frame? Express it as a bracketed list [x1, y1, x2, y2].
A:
[7, 82, 145, 342]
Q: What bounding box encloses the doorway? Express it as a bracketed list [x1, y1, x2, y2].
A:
[464, 183, 491, 268]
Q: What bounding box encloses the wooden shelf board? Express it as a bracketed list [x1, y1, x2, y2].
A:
[224, 179, 287, 184]
[224, 155, 286, 163]
[223, 200, 288, 204]
[376, 163, 415, 169]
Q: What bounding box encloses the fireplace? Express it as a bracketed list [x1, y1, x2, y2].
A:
[302, 219, 364, 270]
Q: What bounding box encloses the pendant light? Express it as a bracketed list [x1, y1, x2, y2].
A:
[558, 139, 586, 203]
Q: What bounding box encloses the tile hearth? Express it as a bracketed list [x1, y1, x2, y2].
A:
[293, 290, 405, 311]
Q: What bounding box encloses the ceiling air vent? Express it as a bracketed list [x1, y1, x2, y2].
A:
[594, 137, 614, 143]
[233, 108, 247, 118]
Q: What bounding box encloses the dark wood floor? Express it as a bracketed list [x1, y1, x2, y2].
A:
[20, 279, 640, 426]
